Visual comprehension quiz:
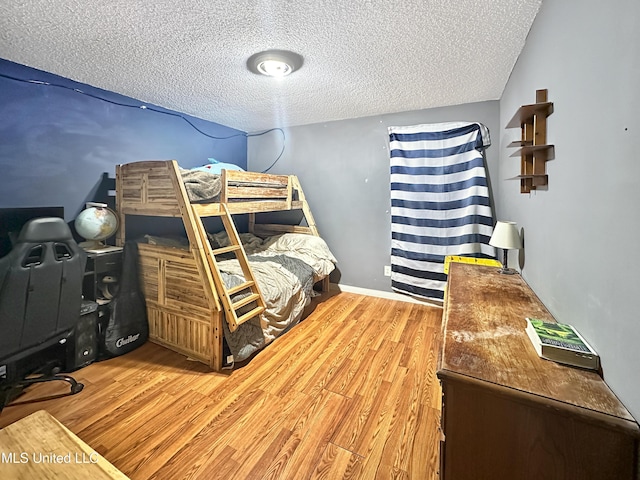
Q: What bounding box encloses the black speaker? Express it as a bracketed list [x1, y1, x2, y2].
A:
[69, 300, 98, 370]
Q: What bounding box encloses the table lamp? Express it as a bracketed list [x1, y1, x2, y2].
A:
[489, 221, 522, 274]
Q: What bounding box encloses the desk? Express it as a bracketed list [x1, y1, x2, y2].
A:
[0, 410, 129, 479]
[437, 263, 639, 480]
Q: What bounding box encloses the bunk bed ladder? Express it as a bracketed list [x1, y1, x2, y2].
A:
[206, 204, 266, 332]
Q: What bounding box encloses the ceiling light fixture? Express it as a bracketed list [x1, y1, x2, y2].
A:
[247, 50, 304, 77]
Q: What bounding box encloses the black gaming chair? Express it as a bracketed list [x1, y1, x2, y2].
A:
[0, 217, 87, 410]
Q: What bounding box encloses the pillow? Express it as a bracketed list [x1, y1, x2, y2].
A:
[264, 233, 334, 257]
[263, 233, 337, 276]
[191, 158, 245, 175]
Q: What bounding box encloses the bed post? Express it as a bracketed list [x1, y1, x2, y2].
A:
[291, 175, 319, 236]
[248, 213, 256, 235]
[115, 164, 125, 247]
[290, 175, 330, 291]
[211, 310, 224, 371]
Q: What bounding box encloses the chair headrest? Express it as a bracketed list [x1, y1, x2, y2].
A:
[17, 217, 74, 243]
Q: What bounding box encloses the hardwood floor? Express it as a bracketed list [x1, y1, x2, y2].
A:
[0, 292, 443, 479]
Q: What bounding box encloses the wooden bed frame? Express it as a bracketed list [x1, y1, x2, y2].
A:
[115, 160, 326, 371]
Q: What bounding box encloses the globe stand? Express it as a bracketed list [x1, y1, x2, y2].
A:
[79, 240, 107, 250]
[79, 240, 122, 254]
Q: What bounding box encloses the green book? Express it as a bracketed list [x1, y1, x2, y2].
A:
[525, 318, 599, 370]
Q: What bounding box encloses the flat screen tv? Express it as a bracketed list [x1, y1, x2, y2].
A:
[0, 206, 65, 258]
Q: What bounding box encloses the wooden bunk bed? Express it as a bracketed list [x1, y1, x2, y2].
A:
[115, 160, 332, 371]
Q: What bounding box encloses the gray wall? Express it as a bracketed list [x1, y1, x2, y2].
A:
[498, 0, 640, 418]
[248, 101, 499, 291]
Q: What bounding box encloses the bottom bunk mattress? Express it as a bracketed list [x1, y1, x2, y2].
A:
[142, 232, 337, 364]
[211, 232, 336, 363]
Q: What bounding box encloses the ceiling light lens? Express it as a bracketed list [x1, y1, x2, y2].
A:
[247, 50, 303, 77]
[258, 60, 292, 77]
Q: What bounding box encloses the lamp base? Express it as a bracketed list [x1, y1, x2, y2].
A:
[497, 249, 518, 275]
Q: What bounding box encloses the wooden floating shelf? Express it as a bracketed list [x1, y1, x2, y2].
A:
[507, 140, 533, 147]
[506, 102, 554, 128]
[509, 174, 549, 186]
[506, 89, 554, 194]
[509, 174, 549, 179]
[509, 144, 555, 160]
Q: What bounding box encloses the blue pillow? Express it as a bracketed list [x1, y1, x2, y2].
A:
[191, 158, 245, 174]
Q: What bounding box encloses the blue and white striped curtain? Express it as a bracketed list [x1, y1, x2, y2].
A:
[388, 122, 495, 301]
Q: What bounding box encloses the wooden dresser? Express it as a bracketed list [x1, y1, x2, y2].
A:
[0, 410, 129, 479]
[437, 263, 639, 480]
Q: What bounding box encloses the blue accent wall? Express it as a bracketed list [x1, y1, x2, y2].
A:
[0, 58, 247, 220]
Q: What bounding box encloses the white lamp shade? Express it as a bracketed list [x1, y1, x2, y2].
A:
[489, 221, 522, 250]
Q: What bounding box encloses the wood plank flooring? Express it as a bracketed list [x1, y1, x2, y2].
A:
[0, 292, 443, 479]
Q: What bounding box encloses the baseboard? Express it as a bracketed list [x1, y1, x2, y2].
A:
[329, 283, 443, 308]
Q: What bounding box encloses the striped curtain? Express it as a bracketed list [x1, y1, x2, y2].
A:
[388, 122, 495, 301]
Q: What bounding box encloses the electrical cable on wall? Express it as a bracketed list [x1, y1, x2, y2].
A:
[0, 72, 285, 173]
[251, 127, 285, 173]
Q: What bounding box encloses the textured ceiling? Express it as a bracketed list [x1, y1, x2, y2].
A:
[0, 0, 541, 132]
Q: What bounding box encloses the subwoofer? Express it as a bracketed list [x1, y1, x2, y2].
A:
[70, 300, 98, 370]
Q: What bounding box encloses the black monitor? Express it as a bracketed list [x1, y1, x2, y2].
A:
[0, 206, 65, 258]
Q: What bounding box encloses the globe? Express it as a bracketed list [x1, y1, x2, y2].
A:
[75, 204, 119, 250]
